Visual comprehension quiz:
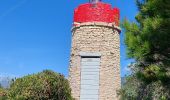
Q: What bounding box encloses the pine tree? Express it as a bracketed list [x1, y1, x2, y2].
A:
[120, 0, 170, 99]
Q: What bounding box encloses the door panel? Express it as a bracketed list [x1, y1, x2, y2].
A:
[80, 57, 100, 100]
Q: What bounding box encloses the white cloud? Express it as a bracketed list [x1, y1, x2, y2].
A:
[122, 64, 132, 76]
[124, 66, 131, 72]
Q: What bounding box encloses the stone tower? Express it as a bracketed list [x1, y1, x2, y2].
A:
[69, 0, 121, 100]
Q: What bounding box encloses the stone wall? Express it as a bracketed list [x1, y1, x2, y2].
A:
[69, 22, 121, 100]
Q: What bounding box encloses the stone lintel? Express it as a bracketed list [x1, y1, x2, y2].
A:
[79, 52, 101, 57]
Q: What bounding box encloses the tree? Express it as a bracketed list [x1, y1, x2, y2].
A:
[120, 0, 170, 99]
[7, 70, 73, 100]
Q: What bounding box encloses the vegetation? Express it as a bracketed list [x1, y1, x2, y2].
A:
[7, 70, 73, 100]
[119, 0, 170, 99]
[0, 84, 7, 100]
[0, 84, 2, 88]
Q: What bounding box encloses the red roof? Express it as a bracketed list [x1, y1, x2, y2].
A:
[74, 2, 120, 26]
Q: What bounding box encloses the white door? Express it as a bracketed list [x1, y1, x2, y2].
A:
[80, 57, 100, 100]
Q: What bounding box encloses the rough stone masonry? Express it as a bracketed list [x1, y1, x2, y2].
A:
[69, 2, 121, 100]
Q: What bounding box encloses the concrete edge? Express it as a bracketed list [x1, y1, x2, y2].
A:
[71, 22, 121, 33]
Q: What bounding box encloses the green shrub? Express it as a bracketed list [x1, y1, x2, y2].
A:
[0, 87, 7, 100]
[7, 70, 73, 100]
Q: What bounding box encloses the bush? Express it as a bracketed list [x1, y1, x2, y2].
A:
[7, 70, 73, 100]
[0, 87, 7, 100]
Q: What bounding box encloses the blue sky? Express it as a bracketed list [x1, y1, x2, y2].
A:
[0, 0, 137, 78]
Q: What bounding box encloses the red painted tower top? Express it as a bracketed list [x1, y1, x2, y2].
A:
[74, 1, 120, 26]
